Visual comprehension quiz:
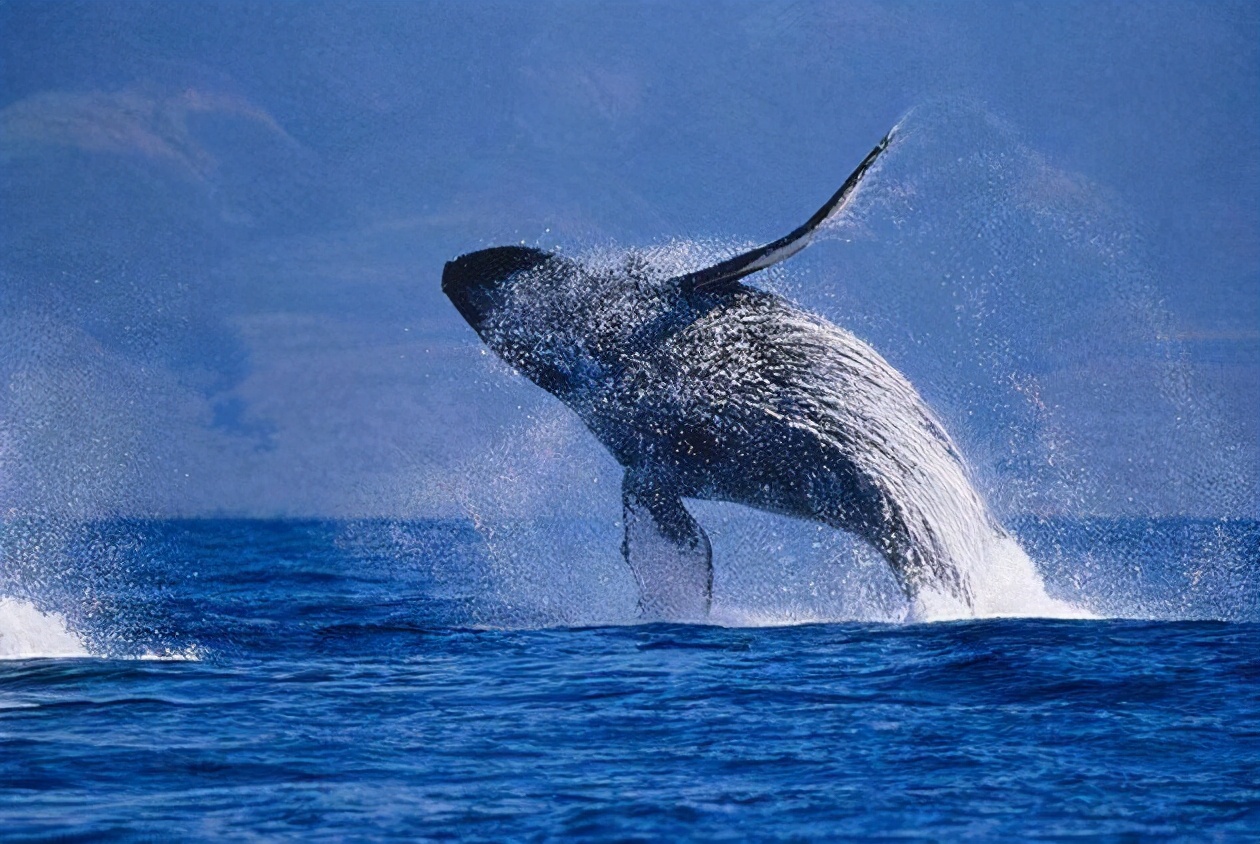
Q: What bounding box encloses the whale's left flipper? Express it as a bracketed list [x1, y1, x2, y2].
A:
[622, 471, 713, 621]
[673, 125, 897, 295]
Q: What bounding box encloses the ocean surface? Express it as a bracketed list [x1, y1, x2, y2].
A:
[1, 518, 1258, 841]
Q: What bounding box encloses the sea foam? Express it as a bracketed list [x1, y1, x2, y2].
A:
[0, 596, 91, 660]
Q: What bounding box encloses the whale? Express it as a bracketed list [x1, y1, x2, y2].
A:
[443, 126, 1012, 621]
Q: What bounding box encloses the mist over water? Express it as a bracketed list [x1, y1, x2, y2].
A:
[804, 101, 1253, 523]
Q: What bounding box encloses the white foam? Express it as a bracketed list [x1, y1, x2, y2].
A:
[136, 646, 203, 662]
[912, 534, 1095, 622]
[0, 596, 91, 660]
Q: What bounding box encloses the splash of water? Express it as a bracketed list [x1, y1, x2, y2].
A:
[0, 519, 206, 660]
[0, 596, 90, 660]
[750, 305, 1086, 622]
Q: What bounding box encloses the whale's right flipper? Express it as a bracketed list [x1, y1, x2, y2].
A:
[672, 125, 898, 295]
[622, 471, 712, 622]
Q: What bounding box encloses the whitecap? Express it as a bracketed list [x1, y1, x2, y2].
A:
[0, 596, 91, 660]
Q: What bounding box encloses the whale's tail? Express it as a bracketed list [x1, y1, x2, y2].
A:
[673, 125, 898, 295]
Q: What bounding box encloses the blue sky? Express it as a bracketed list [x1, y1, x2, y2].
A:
[1, 1, 1256, 518]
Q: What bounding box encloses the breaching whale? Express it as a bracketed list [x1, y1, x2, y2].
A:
[443, 126, 1015, 621]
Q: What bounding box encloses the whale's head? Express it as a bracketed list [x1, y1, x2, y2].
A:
[444, 246, 666, 400]
[442, 246, 554, 331]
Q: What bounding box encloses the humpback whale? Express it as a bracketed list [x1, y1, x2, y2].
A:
[443, 126, 1013, 621]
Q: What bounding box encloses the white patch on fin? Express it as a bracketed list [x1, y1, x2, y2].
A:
[622, 473, 713, 622]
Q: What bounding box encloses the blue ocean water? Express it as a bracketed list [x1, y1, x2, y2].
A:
[2, 519, 1257, 840]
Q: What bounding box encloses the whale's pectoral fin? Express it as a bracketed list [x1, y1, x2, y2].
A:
[671, 124, 899, 295]
[622, 472, 712, 622]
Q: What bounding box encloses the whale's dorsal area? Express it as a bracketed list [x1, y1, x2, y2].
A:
[442, 124, 1031, 621]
